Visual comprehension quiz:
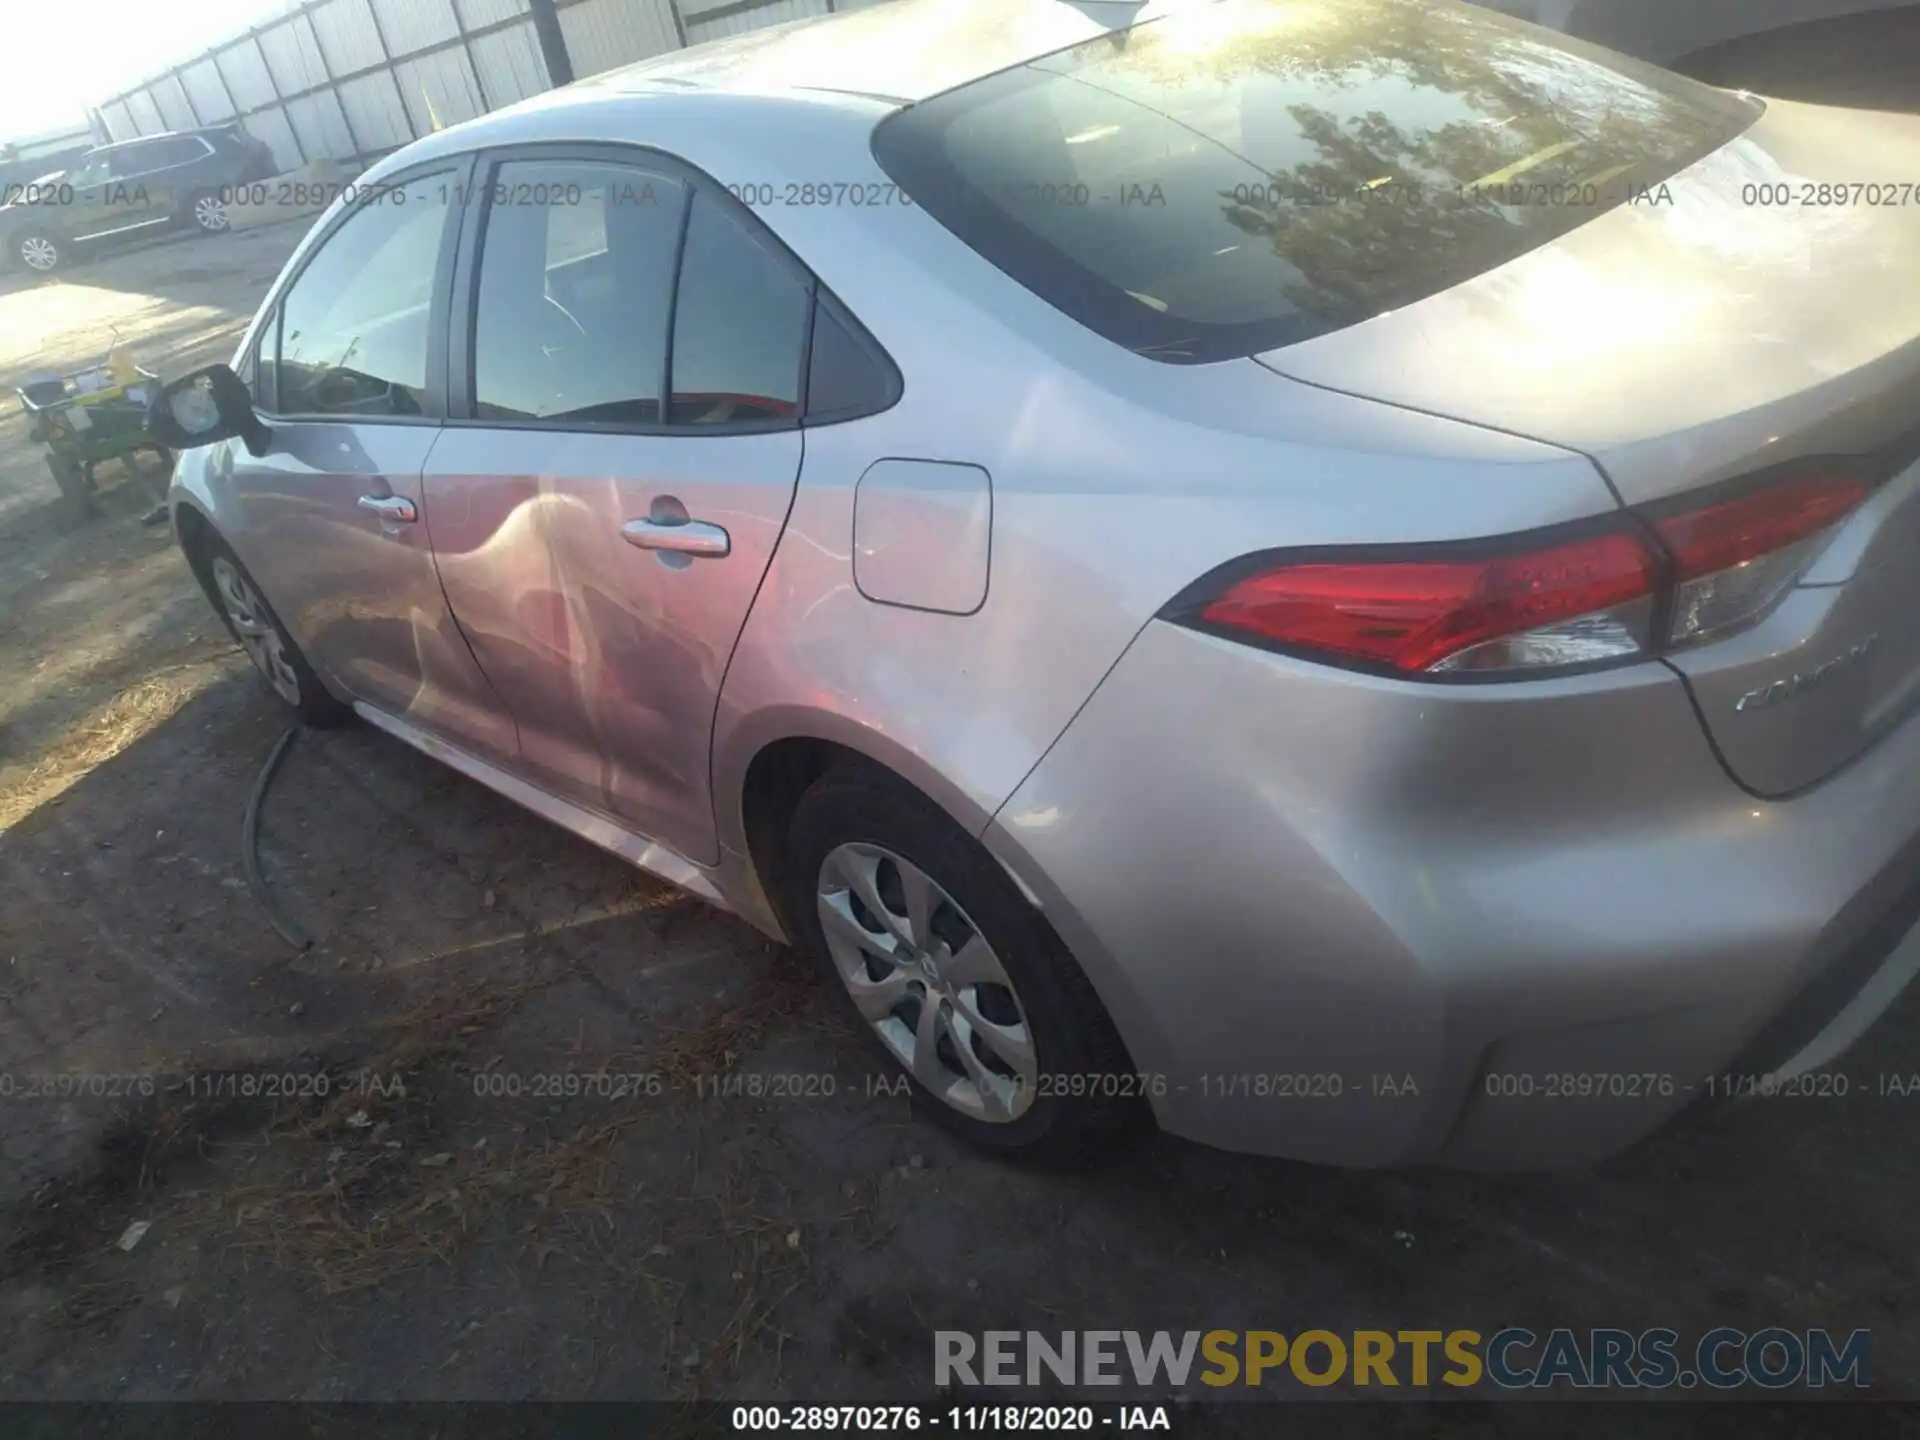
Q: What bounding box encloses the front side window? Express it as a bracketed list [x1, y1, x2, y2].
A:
[234, 324, 260, 395]
[241, 310, 277, 411]
[275, 174, 451, 417]
[874, 0, 1760, 362]
[472, 160, 686, 424]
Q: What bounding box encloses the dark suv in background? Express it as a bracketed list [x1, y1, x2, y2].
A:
[0, 123, 277, 274]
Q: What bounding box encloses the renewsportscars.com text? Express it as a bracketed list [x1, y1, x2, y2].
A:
[934, 1327, 1871, 1392]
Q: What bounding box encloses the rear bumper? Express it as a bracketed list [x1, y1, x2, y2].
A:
[983, 620, 1920, 1169]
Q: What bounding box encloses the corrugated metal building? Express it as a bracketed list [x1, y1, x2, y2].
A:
[92, 0, 896, 171]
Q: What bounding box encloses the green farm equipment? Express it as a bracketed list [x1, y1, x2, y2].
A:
[16, 359, 174, 525]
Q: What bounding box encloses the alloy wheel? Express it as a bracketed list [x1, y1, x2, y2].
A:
[817, 842, 1039, 1122]
[212, 556, 301, 706]
[20, 236, 58, 271]
[193, 195, 230, 232]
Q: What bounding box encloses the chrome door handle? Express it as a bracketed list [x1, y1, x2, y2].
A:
[357, 494, 417, 523]
[621, 516, 730, 558]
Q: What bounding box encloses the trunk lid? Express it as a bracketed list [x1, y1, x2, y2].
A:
[1262, 99, 1920, 794]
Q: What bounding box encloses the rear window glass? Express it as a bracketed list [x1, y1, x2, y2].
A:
[872, 0, 1760, 363]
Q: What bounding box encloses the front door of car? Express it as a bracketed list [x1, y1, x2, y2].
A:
[60, 152, 124, 240]
[221, 167, 518, 769]
[104, 139, 170, 230]
[68, 140, 168, 236]
[421, 152, 811, 864]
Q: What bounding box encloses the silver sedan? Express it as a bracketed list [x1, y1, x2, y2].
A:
[156, 0, 1920, 1168]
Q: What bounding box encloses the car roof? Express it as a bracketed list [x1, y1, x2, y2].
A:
[92, 127, 229, 150]
[587, 0, 1150, 104]
[359, 1, 1155, 187]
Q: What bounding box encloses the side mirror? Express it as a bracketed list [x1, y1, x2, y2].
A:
[147, 363, 271, 457]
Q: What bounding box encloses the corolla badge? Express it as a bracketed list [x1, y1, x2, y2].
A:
[1735, 634, 1880, 714]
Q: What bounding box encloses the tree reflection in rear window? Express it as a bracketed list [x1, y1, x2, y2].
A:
[872, 0, 1760, 363]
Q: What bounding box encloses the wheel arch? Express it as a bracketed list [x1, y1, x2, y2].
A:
[170, 498, 227, 618]
[724, 709, 1000, 947]
[731, 716, 1150, 1109]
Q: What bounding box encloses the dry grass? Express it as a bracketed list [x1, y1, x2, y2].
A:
[0, 649, 230, 830]
[169, 979, 555, 1295]
[4, 943, 845, 1387]
[41, 1275, 143, 1333]
[175, 960, 827, 1326]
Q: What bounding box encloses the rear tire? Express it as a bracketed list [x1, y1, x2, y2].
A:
[787, 761, 1141, 1163]
[192, 533, 349, 727]
[188, 190, 230, 234]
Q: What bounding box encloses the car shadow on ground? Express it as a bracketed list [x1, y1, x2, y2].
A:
[1, 668, 1916, 1413]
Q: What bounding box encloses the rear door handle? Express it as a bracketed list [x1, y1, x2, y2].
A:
[357, 494, 417, 523]
[621, 516, 730, 558]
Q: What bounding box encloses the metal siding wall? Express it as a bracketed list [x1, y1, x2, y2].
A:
[259, 16, 334, 96]
[458, 0, 531, 26]
[687, 0, 830, 44]
[284, 90, 358, 161]
[561, 0, 682, 79]
[94, 0, 912, 168]
[373, 0, 461, 56]
[312, 0, 390, 76]
[181, 59, 235, 122]
[395, 50, 488, 134]
[153, 75, 198, 131]
[470, 24, 550, 105]
[217, 41, 279, 111]
[99, 101, 138, 143]
[127, 91, 166, 135]
[337, 71, 416, 151]
[248, 105, 308, 170]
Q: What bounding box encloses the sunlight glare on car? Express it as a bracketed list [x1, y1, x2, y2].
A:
[1141, 0, 1314, 56]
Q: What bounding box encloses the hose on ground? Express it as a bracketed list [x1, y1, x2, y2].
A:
[243, 721, 312, 951]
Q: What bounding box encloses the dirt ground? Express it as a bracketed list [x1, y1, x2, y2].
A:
[3, 73, 1920, 1431]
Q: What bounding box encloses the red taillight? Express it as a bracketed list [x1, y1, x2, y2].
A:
[1196, 529, 1660, 673]
[1176, 471, 1871, 678]
[1651, 472, 1869, 580]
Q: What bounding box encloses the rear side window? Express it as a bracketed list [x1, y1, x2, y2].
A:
[143, 137, 208, 169]
[472, 159, 686, 424]
[668, 192, 811, 426]
[805, 291, 901, 425]
[107, 143, 159, 178]
[873, 0, 1761, 363]
[468, 163, 816, 430]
